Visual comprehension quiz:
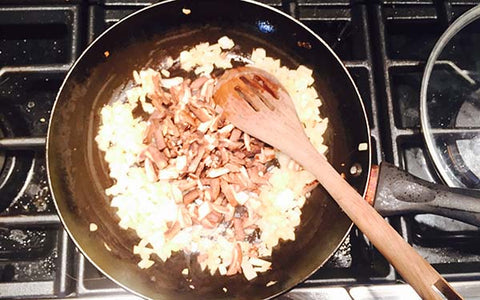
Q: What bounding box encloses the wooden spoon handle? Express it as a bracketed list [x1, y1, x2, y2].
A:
[300, 146, 462, 300]
[212, 65, 461, 299]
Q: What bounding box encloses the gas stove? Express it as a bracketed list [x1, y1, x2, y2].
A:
[1, 1, 480, 299]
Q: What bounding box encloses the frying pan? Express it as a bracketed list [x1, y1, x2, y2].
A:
[46, 0, 476, 299]
[47, 1, 370, 299]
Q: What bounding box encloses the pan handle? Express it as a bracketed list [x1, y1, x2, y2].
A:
[373, 162, 480, 227]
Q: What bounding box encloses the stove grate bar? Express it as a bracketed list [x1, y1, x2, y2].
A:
[0, 137, 46, 150]
[0, 281, 55, 298]
[0, 214, 60, 227]
[0, 65, 71, 76]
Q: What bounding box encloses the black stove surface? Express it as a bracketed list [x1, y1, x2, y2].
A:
[1, 1, 480, 299]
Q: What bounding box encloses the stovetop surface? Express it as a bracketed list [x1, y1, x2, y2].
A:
[1, 0, 480, 299]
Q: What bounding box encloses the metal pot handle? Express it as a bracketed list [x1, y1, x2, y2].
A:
[373, 162, 480, 227]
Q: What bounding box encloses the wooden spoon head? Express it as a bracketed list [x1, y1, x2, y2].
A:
[213, 66, 305, 151]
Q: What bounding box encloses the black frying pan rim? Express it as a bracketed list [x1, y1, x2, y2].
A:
[46, 0, 372, 298]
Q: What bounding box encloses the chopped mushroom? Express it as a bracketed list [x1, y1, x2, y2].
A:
[206, 167, 230, 178]
[183, 189, 200, 205]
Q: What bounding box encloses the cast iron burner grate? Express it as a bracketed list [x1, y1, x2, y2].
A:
[0, 128, 5, 183]
[370, 1, 480, 277]
[0, 0, 480, 299]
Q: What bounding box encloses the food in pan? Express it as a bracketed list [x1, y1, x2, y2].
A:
[95, 36, 328, 280]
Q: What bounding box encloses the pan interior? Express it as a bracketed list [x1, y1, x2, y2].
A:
[47, 1, 370, 299]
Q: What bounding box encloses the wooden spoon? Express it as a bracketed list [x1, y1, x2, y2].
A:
[213, 66, 462, 300]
